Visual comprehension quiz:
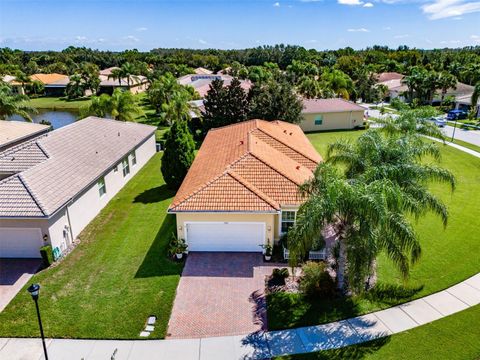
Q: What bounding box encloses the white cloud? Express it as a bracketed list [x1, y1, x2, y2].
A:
[394, 34, 410, 38]
[383, 26, 392, 30]
[124, 35, 139, 42]
[75, 36, 87, 42]
[440, 39, 462, 44]
[422, 0, 480, 20]
[198, 39, 208, 45]
[338, 0, 364, 5]
[136, 27, 147, 32]
[363, 2, 374, 6]
[347, 27, 370, 32]
[299, 0, 322, 2]
[305, 39, 318, 43]
[273, 1, 281, 6]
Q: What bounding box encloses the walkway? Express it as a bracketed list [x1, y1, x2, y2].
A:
[2, 272, 479, 360]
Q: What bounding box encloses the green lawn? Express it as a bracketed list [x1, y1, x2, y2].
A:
[450, 139, 480, 154]
[0, 153, 182, 339]
[28, 96, 91, 110]
[268, 130, 480, 330]
[276, 305, 480, 360]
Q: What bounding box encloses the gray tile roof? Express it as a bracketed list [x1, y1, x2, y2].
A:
[0, 175, 45, 217]
[0, 117, 156, 218]
[0, 137, 48, 174]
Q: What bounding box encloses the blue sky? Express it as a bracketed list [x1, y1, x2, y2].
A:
[0, 0, 479, 51]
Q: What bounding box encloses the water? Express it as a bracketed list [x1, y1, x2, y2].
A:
[8, 109, 79, 129]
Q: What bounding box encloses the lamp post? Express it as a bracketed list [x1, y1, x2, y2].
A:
[27, 284, 49, 360]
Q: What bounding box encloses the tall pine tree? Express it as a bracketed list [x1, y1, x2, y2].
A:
[161, 120, 196, 190]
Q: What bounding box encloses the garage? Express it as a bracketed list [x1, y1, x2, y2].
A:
[0, 228, 43, 258]
[185, 222, 265, 252]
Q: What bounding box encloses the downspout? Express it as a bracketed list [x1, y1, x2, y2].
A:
[65, 201, 74, 243]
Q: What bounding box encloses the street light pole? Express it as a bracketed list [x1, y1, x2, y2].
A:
[451, 118, 458, 143]
[27, 284, 48, 360]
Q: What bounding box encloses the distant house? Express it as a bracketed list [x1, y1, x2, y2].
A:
[194, 67, 213, 75]
[300, 98, 366, 132]
[2, 75, 25, 95]
[455, 94, 479, 118]
[376, 72, 406, 101]
[0, 117, 156, 259]
[98, 67, 149, 95]
[30, 73, 70, 96]
[0, 120, 50, 152]
[177, 74, 252, 98]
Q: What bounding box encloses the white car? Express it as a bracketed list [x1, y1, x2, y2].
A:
[428, 116, 447, 127]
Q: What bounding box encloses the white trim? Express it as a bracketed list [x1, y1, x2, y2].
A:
[279, 209, 298, 236]
[183, 221, 266, 252]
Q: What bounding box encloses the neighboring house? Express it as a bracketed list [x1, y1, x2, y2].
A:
[168, 119, 322, 252]
[2, 75, 25, 95]
[376, 72, 406, 101]
[177, 74, 252, 98]
[30, 73, 70, 96]
[99, 73, 149, 95]
[0, 117, 156, 258]
[194, 67, 213, 75]
[456, 94, 480, 117]
[432, 82, 475, 105]
[300, 98, 366, 132]
[0, 121, 50, 152]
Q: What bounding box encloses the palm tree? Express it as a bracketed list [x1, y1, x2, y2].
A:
[120, 62, 140, 88]
[297, 76, 321, 99]
[290, 130, 455, 293]
[66, 74, 85, 99]
[14, 71, 31, 95]
[161, 91, 192, 125]
[108, 68, 124, 87]
[437, 72, 457, 105]
[320, 69, 354, 100]
[81, 89, 142, 121]
[0, 85, 37, 121]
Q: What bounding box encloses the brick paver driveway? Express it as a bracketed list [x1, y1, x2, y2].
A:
[167, 252, 278, 338]
[0, 258, 41, 312]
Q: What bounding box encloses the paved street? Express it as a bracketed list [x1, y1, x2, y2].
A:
[442, 125, 480, 147]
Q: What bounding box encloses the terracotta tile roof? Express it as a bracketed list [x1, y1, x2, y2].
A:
[302, 98, 366, 114]
[0, 117, 156, 218]
[30, 73, 68, 85]
[168, 119, 322, 213]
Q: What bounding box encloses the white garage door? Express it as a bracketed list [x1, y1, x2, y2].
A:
[185, 222, 265, 252]
[0, 228, 43, 258]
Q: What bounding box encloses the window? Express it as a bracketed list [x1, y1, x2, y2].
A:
[131, 150, 137, 166]
[314, 115, 323, 125]
[122, 157, 130, 177]
[98, 177, 106, 197]
[281, 211, 296, 233]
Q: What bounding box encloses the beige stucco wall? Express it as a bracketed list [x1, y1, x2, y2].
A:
[175, 212, 278, 247]
[300, 110, 364, 132]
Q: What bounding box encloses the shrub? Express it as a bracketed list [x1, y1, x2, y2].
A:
[269, 268, 289, 286]
[161, 120, 196, 190]
[311, 234, 325, 251]
[299, 261, 336, 298]
[39, 245, 53, 267]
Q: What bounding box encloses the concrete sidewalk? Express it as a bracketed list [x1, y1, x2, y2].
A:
[2, 272, 479, 360]
[425, 136, 480, 158]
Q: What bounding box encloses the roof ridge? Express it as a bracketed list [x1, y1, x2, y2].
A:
[227, 170, 280, 210]
[255, 126, 319, 163]
[16, 174, 47, 216]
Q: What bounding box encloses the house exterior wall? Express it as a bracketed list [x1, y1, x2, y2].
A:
[300, 110, 364, 132]
[0, 133, 156, 258]
[175, 212, 277, 247]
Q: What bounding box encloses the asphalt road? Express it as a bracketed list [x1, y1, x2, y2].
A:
[442, 125, 480, 146]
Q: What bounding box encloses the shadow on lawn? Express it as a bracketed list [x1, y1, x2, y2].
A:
[133, 185, 174, 204]
[279, 337, 391, 360]
[134, 214, 183, 278]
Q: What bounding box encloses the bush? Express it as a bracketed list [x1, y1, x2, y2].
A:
[299, 261, 336, 298]
[311, 234, 325, 251]
[39, 245, 53, 267]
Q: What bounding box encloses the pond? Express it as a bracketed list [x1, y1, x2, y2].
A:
[8, 109, 79, 129]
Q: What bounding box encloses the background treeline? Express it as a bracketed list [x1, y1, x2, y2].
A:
[1, 45, 479, 86]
